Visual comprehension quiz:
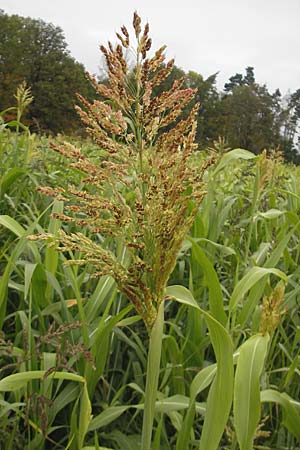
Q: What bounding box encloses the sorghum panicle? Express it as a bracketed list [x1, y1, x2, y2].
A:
[259, 282, 286, 335]
[32, 12, 214, 332]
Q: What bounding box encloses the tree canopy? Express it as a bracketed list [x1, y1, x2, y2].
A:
[0, 9, 93, 133]
[220, 68, 299, 161]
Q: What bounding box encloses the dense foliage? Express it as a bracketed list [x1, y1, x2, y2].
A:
[1, 12, 300, 450]
[0, 9, 94, 133]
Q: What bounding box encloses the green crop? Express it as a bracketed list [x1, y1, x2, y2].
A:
[0, 13, 300, 450]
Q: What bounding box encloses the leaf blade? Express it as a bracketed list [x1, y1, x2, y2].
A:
[234, 334, 269, 450]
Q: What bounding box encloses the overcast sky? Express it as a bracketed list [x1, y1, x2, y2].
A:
[2, 0, 300, 95]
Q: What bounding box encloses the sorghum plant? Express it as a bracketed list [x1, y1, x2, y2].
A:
[30, 12, 214, 449]
[14, 81, 33, 127]
[34, 12, 213, 332]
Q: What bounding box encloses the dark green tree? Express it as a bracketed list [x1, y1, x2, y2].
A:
[279, 89, 300, 163]
[224, 73, 244, 92]
[221, 68, 283, 153]
[286, 89, 300, 143]
[244, 66, 255, 86]
[185, 71, 221, 146]
[224, 66, 255, 92]
[0, 10, 94, 133]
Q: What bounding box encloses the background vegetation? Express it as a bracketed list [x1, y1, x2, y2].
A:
[0, 10, 300, 450]
[0, 9, 94, 134]
[0, 9, 300, 161]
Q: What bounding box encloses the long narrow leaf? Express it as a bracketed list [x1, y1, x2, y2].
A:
[78, 384, 92, 449]
[0, 370, 86, 391]
[185, 238, 227, 325]
[234, 334, 269, 450]
[229, 267, 287, 313]
[165, 285, 233, 450]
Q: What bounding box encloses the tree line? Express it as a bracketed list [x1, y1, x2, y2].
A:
[0, 10, 299, 162]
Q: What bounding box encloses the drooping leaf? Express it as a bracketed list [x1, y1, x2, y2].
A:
[229, 267, 287, 313]
[261, 389, 300, 440]
[0, 370, 86, 391]
[214, 148, 257, 175]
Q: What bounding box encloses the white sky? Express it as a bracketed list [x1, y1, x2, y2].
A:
[2, 0, 300, 95]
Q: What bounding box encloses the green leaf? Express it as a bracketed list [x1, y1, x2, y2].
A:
[238, 224, 299, 326]
[24, 263, 49, 309]
[153, 415, 164, 450]
[5, 120, 28, 131]
[154, 395, 205, 414]
[24, 263, 37, 300]
[85, 275, 116, 323]
[41, 352, 56, 398]
[0, 228, 39, 328]
[32, 263, 49, 308]
[165, 285, 233, 450]
[0, 370, 86, 391]
[86, 304, 132, 398]
[44, 200, 63, 283]
[0, 167, 26, 197]
[175, 400, 196, 450]
[88, 396, 206, 433]
[49, 383, 80, 423]
[78, 384, 92, 449]
[196, 238, 236, 256]
[214, 148, 257, 175]
[261, 389, 300, 440]
[0, 214, 26, 238]
[190, 364, 217, 399]
[175, 363, 218, 450]
[234, 334, 270, 450]
[0, 399, 25, 418]
[255, 209, 285, 220]
[198, 323, 233, 450]
[82, 447, 113, 450]
[229, 267, 287, 313]
[105, 430, 141, 450]
[0, 106, 16, 116]
[89, 405, 130, 431]
[166, 285, 199, 310]
[0, 214, 40, 261]
[185, 238, 227, 325]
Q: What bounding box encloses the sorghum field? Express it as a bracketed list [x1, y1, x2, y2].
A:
[1, 13, 300, 450]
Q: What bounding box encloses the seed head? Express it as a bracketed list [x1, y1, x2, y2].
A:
[259, 282, 286, 335]
[33, 13, 214, 332]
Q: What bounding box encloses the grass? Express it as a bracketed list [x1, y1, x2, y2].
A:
[1, 13, 300, 450]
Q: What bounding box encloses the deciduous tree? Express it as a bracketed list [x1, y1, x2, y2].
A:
[0, 9, 93, 133]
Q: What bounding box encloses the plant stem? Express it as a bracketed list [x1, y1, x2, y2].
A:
[245, 162, 260, 261]
[141, 301, 164, 450]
